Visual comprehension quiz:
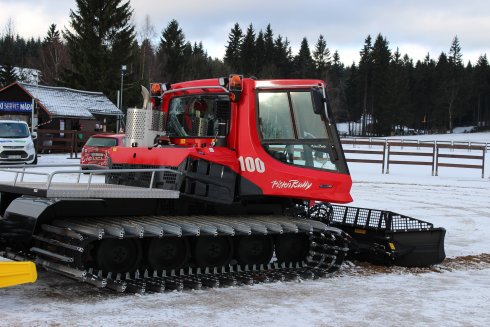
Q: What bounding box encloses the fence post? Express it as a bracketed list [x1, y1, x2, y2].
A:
[435, 144, 439, 176]
[431, 144, 436, 176]
[386, 143, 391, 174]
[382, 140, 387, 174]
[482, 147, 485, 179]
[70, 132, 75, 159]
[74, 131, 79, 159]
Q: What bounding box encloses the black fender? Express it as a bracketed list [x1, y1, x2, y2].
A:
[0, 196, 59, 251]
[0, 196, 163, 251]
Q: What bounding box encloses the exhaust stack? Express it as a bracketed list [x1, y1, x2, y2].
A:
[124, 86, 165, 147]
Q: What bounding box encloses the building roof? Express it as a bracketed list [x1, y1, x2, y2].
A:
[19, 82, 122, 119]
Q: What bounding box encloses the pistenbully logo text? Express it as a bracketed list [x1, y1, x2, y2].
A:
[271, 180, 312, 190]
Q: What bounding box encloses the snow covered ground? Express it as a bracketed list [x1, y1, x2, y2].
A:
[1, 133, 490, 327]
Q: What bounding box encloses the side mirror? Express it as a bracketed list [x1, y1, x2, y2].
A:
[311, 88, 326, 115]
[31, 131, 37, 140]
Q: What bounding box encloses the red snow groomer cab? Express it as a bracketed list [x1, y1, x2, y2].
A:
[110, 76, 352, 205]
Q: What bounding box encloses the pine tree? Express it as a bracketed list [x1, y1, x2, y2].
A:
[274, 35, 293, 77]
[433, 52, 451, 131]
[412, 54, 436, 133]
[446, 36, 467, 132]
[240, 24, 256, 76]
[358, 35, 373, 135]
[293, 37, 315, 78]
[388, 48, 412, 132]
[473, 55, 490, 128]
[313, 35, 331, 79]
[224, 23, 243, 72]
[63, 0, 137, 104]
[180, 41, 193, 80]
[345, 63, 363, 132]
[371, 34, 392, 136]
[157, 19, 186, 82]
[45, 24, 60, 43]
[186, 41, 210, 80]
[448, 36, 463, 67]
[259, 24, 277, 78]
[255, 30, 265, 75]
[327, 51, 348, 122]
[0, 64, 18, 87]
[263, 24, 275, 64]
[436, 36, 466, 132]
[330, 51, 344, 82]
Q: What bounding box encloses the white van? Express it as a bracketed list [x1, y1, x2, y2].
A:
[0, 120, 37, 164]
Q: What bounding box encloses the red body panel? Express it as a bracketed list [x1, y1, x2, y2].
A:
[110, 144, 239, 172]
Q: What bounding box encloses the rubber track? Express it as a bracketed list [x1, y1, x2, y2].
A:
[29, 215, 350, 293]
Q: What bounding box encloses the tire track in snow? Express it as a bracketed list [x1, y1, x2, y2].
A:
[341, 253, 490, 277]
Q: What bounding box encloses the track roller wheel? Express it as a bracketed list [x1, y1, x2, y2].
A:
[235, 235, 274, 265]
[193, 236, 233, 268]
[146, 237, 190, 271]
[95, 239, 142, 273]
[275, 233, 310, 263]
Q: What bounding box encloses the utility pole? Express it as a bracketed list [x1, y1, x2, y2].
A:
[31, 71, 39, 135]
[118, 65, 127, 133]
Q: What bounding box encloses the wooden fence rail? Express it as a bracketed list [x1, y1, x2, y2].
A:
[341, 139, 386, 173]
[435, 144, 486, 178]
[386, 142, 436, 175]
[341, 138, 488, 178]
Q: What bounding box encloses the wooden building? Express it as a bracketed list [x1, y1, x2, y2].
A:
[0, 82, 123, 133]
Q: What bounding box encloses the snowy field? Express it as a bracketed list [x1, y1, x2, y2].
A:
[1, 132, 490, 327]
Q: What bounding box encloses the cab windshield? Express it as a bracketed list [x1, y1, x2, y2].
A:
[257, 90, 339, 172]
[0, 122, 30, 138]
[85, 137, 119, 147]
[167, 95, 229, 137]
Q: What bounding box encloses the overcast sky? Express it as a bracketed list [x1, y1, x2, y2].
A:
[1, 0, 489, 66]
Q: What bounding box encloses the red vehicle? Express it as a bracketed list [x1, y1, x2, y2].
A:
[0, 76, 444, 293]
[80, 133, 125, 168]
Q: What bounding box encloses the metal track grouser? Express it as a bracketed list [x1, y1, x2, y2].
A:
[0, 76, 445, 291]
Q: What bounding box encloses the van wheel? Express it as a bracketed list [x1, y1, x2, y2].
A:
[31, 155, 38, 165]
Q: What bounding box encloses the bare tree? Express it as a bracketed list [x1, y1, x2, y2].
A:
[138, 15, 156, 81]
[3, 17, 15, 38]
[0, 18, 18, 87]
[40, 24, 69, 85]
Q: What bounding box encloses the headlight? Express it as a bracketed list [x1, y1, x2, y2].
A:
[26, 142, 34, 150]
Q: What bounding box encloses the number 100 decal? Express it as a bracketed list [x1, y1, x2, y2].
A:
[238, 156, 266, 173]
